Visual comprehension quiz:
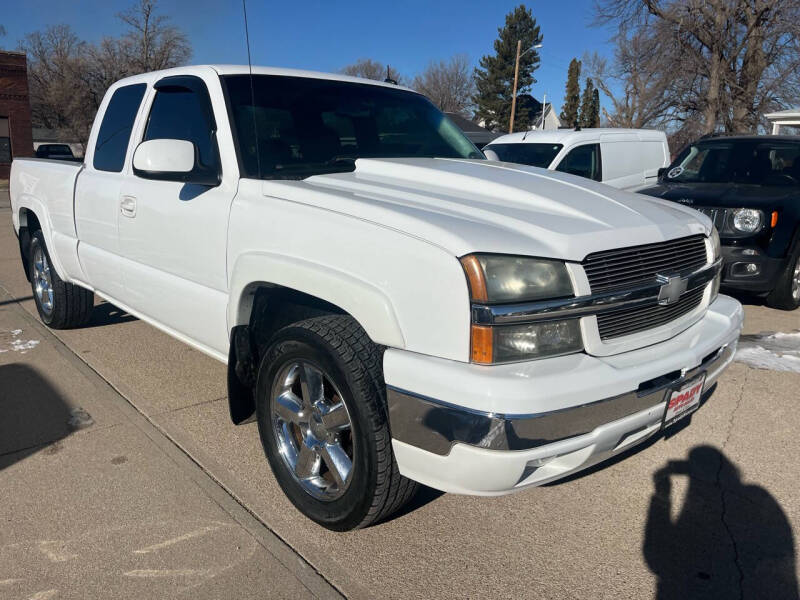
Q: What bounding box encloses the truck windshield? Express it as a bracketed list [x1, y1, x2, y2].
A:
[222, 74, 483, 180]
[484, 143, 563, 168]
[666, 139, 800, 186]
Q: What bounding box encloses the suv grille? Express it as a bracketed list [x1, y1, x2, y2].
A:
[583, 235, 708, 293]
[596, 286, 705, 340]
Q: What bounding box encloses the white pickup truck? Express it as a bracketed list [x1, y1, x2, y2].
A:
[10, 65, 743, 531]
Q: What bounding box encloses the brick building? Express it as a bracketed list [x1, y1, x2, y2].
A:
[0, 51, 34, 179]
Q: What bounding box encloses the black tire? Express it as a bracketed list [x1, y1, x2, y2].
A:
[255, 315, 417, 531]
[29, 230, 94, 328]
[766, 243, 800, 311]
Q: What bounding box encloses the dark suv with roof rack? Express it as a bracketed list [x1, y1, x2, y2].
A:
[641, 135, 800, 310]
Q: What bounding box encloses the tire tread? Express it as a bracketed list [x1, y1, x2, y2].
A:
[282, 315, 418, 528]
[30, 230, 94, 329]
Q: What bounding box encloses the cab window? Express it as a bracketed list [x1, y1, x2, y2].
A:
[143, 79, 219, 173]
[555, 143, 602, 181]
[93, 84, 146, 172]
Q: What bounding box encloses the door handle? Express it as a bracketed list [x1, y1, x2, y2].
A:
[120, 195, 137, 218]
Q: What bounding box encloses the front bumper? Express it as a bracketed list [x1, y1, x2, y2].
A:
[385, 295, 743, 495]
[720, 244, 785, 293]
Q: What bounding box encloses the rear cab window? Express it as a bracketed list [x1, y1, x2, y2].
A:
[93, 84, 147, 172]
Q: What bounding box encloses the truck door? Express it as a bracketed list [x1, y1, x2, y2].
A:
[118, 73, 236, 357]
[75, 83, 147, 299]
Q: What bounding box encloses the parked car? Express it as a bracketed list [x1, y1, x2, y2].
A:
[10, 65, 742, 530]
[640, 135, 800, 310]
[34, 143, 78, 161]
[483, 128, 670, 191]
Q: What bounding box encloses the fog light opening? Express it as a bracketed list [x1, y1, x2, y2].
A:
[731, 262, 760, 277]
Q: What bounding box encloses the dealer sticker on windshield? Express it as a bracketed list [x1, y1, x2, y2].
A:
[663, 373, 706, 429]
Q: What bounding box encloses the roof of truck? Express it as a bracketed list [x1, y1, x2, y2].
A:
[110, 64, 418, 94]
[487, 128, 667, 146]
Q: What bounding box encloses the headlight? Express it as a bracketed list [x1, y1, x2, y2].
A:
[709, 227, 721, 261]
[732, 208, 763, 233]
[461, 254, 582, 363]
[460, 254, 573, 303]
[489, 320, 583, 363]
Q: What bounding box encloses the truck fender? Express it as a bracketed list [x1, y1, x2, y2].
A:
[227, 251, 406, 349]
[15, 195, 69, 282]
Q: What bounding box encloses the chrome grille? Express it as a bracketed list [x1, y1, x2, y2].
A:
[596, 286, 705, 340]
[583, 235, 708, 293]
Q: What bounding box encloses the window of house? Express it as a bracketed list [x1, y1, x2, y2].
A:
[93, 84, 146, 172]
[0, 117, 11, 164]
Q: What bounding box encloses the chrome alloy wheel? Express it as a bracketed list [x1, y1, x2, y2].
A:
[270, 360, 355, 500]
[32, 245, 54, 316]
[792, 255, 800, 302]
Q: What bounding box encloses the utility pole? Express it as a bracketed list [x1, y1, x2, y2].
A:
[509, 41, 542, 134]
[540, 93, 547, 130]
[509, 40, 522, 134]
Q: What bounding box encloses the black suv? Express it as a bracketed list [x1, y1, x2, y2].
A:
[641, 135, 800, 310]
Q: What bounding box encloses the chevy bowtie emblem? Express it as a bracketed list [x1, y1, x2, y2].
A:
[656, 274, 688, 306]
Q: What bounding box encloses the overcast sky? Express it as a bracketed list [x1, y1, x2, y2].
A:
[2, 0, 617, 117]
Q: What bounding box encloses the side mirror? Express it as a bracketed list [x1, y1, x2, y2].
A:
[657, 167, 668, 181]
[483, 148, 500, 161]
[133, 139, 220, 186]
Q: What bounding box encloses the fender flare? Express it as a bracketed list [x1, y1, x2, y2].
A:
[16, 196, 69, 281]
[227, 251, 407, 349]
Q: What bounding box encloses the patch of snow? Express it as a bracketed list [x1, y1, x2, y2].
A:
[0, 329, 41, 354]
[735, 330, 800, 373]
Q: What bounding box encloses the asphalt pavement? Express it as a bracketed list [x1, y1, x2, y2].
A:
[1, 189, 799, 599]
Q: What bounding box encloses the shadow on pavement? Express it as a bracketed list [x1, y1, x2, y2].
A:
[644, 445, 799, 600]
[0, 363, 87, 471]
[84, 301, 138, 329]
[0, 296, 33, 307]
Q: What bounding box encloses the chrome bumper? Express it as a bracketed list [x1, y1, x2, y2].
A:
[387, 342, 734, 456]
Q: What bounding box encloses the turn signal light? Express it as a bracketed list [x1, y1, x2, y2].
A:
[771, 211, 779, 228]
[470, 324, 494, 364]
[460, 255, 488, 302]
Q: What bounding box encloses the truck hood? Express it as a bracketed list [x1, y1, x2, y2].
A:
[261, 158, 709, 261]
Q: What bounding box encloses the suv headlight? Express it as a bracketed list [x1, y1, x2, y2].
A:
[732, 208, 763, 233]
[460, 254, 583, 364]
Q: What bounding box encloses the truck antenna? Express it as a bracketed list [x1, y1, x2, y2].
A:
[242, 0, 262, 178]
[384, 65, 398, 85]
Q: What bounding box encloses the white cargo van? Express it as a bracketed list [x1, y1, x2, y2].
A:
[484, 128, 670, 191]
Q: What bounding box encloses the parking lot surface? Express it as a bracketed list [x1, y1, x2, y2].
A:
[1, 191, 799, 599]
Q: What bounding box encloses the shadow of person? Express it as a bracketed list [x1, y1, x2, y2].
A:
[0, 364, 84, 472]
[644, 445, 798, 599]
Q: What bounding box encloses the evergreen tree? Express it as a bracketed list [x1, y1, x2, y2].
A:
[473, 5, 542, 132]
[590, 86, 601, 127]
[579, 77, 599, 128]
[559, 58, 581, 128]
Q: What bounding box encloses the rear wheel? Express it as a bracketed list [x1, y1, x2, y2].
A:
[255, 315, 417, 530]
[766, 245, 800, 310]
[29, 230, 94, 328]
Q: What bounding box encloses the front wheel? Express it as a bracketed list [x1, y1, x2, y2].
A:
[29, 230, 94, 328]
[255, 315, 417, 530]
[766, 246, 800, 310]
